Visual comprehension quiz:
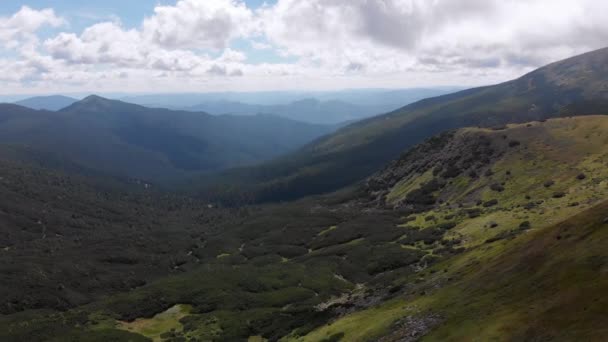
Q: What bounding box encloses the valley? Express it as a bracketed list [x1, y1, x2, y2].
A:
[2, 115, 608, 341]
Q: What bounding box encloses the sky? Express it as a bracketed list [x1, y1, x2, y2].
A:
[0, 0, 607, 95]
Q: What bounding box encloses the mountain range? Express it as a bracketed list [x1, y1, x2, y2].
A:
[183, 98, 392, 125]
[1, 47, 608, 341]
[0, 96, 337, 181]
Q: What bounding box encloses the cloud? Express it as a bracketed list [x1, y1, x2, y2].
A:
[0, 6, 64, 48]
[141, 0, 255, 50]
[45, 22, 142, 65]
[260, 0, 608, 73]
[3, 0, 608, 93]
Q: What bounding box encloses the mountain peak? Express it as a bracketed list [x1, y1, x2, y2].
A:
[60, 95, 141, 113]
[81, 94, 112, 103]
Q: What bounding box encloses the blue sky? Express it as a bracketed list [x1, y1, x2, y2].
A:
[0, 1, 605, 94]
[0, 1, 274, 37]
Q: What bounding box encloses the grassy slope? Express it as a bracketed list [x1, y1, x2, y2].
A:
[293, 116, 608, 341]
[295, 199, 608, 341]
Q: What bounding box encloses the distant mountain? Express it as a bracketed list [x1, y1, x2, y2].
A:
[123, 88, 457, 107]
[14, 95, 78, 111]
[123, 88, 458, 124]
[0, 96, 336, 182]
[185, 98, 398, 125]
[197, 47, 608, 203]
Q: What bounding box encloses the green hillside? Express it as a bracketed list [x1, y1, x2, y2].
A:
[199, 47, 608, 204]
[0, 96, 335, 182]
[3, 116, 608, 341]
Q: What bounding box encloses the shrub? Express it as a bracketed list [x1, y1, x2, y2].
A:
[405, 179, 443, 206]
[437, 222, 457, 230]
[552, 191, 566, 198]
[508, 140, 521, 147]
[321, 332, 345, 342]
[467, 208, 482, 218]
[442, 166, 462, 178]
[483, 199, 499, 207]
[519, 221, 531, 230]
[490, 183, 505, 192]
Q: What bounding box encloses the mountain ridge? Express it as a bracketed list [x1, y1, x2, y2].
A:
[0, 96, 338, 182]
[196, 47, 608, 204]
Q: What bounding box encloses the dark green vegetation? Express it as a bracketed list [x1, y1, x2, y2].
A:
[199, 47, 608, 204]
[0, 95, 335, 182]
[3, 115, 608, 341]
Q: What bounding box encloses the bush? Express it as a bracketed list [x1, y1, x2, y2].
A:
[437, 222, 457, 230]
[508, 140, 521, 147]
[553, 191, 566, 198]
[483, 199, 499, 207]
[405, 179, 444, 206]
[466, 208, 482, 218]
[519, 221, 531, 230]
[490, 183, 505, 192]
[321, 332, 345, 342]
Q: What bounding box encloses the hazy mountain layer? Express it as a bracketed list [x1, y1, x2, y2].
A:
[0, 96, 336, 182]
[13, 95, 78, 111]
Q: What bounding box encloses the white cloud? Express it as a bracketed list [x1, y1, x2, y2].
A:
[260, 0, 608, 74]
[0, 6, 64, 49]
[45, 22, 142, 65]
[141, 0, 255, 50]
[2, 0, 608, 93]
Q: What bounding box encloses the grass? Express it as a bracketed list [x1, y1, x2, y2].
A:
[118, 304, 192, 341]
[296, 198, 608, 341]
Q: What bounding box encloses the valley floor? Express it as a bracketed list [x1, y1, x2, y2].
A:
[2, 117, 608, 341]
